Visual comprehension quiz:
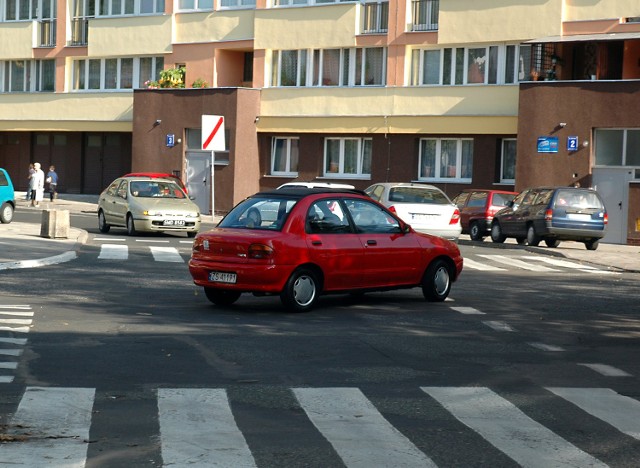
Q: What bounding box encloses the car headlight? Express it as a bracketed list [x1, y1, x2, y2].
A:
[185, 212, 200, 218]
[143, 210, 160, 216]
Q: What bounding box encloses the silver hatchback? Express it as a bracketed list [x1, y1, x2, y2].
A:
[98, 176, 201, 236]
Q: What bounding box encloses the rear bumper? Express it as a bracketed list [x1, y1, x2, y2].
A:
[544, 225, 606, 240]
[414, 226, 462, 241]
[188, 258, 293, 293]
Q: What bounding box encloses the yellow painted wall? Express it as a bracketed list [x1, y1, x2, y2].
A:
[0, 93, 133, 131]
[260, 86, 519, 119]
[254, 4, 358, 50]
[564, 0, 640, 21]
[438, 0, 563, 44]
[174, 10, 255, 44]
[87, 16, 172, 56]
[0, 22, 35, 59]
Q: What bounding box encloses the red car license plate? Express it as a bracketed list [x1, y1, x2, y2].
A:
[209, 271, 237, 284]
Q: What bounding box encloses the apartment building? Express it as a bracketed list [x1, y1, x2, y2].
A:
[1, 0, 639, 243]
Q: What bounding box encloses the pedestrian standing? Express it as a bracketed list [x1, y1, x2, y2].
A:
[30, 162, 45, 207]
[46, 165, 58, 201]
[26, 163, 35, 200]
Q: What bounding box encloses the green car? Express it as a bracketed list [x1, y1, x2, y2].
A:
[0, 168, 15, 224]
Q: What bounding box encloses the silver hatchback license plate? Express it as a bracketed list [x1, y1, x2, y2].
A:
[164, 219, 186, 226]
[209, 271, 237, 284]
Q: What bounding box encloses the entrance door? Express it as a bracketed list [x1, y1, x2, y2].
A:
[592, 167, 634, 244]
[185, 151, 213, 215]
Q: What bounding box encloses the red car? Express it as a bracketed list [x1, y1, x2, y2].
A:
[124, 172, 187, 194]
[453, 189, 518, 241]
[189, 188, 463, 312]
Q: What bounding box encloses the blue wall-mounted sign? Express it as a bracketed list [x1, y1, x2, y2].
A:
[567, 136, 579, 152]
[166, 134, 175, 147]
[537, 136, 559, 153]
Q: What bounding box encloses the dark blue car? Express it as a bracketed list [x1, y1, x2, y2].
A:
[0, 168, 15, 224]
[490, 186, 607, 250]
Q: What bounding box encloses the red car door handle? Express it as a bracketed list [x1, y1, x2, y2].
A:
[366, 240, 377, 245]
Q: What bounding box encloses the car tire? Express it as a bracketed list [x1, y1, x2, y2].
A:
[545, 239, 560, 248]
[0, 202, 14, 224]
[527, 225, 540, 246]
[204, 288, 241, 306]
[516, 237, 526, 245]
[490, 222, 506, 243]
[585, 239, 599, 251]
[280, 268, 319, 313]
[98, 210, 110, 233]
[422, 259, 452, 302]
[126, 214, 137, 236]
[469, 222, 484, 241]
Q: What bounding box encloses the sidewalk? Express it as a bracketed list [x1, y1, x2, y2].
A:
[2, 192, 639, 272]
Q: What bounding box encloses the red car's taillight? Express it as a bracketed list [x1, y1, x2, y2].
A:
[545, 209, 553, 221]
[248, 243, 274, 259]
[449, 208, 460, 225]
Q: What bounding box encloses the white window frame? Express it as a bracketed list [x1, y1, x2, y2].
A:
[323, 137, 372, 178]
[418, 138, 473, 183]
[219, 0, 255, 9]
[176, 0, 213, 12]
[0, 59, 55, 92]
[500, 138, 517, 183]
[594, 128, 640, 167]
[271, 137, 299, 176]
[72, 56, 163, 91]
[361, 0, 388, 34]
[97, 0, 165, 15]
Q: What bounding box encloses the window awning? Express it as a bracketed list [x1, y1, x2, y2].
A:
[524, 32, 640, 43]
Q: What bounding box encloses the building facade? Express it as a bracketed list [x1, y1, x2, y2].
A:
[1, 0, 639, 243]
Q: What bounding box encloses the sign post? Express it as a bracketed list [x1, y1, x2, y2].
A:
[201, 115, 226, 217]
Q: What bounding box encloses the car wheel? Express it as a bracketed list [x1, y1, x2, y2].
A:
[204, 288, 241, 306]
[422, 259, 452, 302]
[469, 222, 484, 241]
[516, 237, 526, 245]
[527, 225, 540, 246]
[585, 239, 599, 251]
[0, 202, 14, 224]
[490, 222, 506, 243]
[98, 210, 110, 233]
[545, 239, 560, 248]
[280, 268, 319, 312]
[126, 214, 137, 236]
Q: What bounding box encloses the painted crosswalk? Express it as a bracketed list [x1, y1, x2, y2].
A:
[464, 254, 617, 274]
[0, 305, 32, 383]
[96, 243, 189, 263]
[1, 385, 639, 467]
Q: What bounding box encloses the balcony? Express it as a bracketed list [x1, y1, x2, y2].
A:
[410, 0, 438, 32]
[69, 18, 89, 46]
[37, 19, 56, 47]
[362, 1, 388, 34]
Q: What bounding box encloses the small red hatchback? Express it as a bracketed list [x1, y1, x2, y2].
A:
[189, 188, 463, 312]
[453, 189, 517, 241]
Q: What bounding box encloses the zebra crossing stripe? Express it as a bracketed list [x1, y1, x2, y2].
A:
[0, 387, 95, 466]
[547, 387, 640, 440]
[520, 256, 598, 270]
[157, 388, 256, 467]
[422, 387, 608, 468]
[578, 363, 632, 377]
[98, 244, 128, 260]
[460, 258, 506, 271]
[149, 246, 184, 263]
[451, 306, 485, 315]
[293, 387, 437, 468]
[478, 255, 559, 272]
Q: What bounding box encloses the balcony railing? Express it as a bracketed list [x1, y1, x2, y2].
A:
[37, 19, 56, 47]
[410, 0, 439, 32]
[69, 18, 89, 46]
[362, 1, 388, 34]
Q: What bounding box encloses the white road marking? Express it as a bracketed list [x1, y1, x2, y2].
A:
[293, 387, 436, 468]
[578, 363, 632, 377]
[478, 254, 559, 272]
[0, 305, 32, 310]
[158, 388, 256, 467]
[0, 311, 34, 317]
[0, 251, 76, 270]
[520, 256, 598, 270]
[93, 237, 126, 241]
[0, 326, 30, 333]
[451, 306, 485, 315]
[0, 362, 18, 369]
[547, 387, 640, 440]
[98, 244, 128, 260]
[482, 320, 515, 332]
[0, 337, 28, 345]
[528, 342, 565, 352]
[0, 387, 95, 466]
[0, 319, 33, 325]
[423, 387, 607, 468]
[137, 239, 170, 243]
[461, 258, 506, 271]
[149, 246, 184, 263]
[0, 349, 23, 357]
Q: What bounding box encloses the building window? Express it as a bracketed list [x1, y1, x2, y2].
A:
[419, 138, 473, 182]
[0, 60, 55, 92]
[272, 48, 386, 87]
[271, 137, 299, 175]
[219, 0, 255, 8]
[595, 129, 640, 167]
[99, 0, 165, 15]
[324, 138, 372, 178]
[411, 45, 524, 86]
[362, 1, 388, 34]
[501, 139, 517, 183]
[73, 56, 163, 91]
[410, 0, 439, 31]
[177, 0, 213, 11]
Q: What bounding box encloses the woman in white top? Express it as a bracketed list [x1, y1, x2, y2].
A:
[30, 162, 45, 207]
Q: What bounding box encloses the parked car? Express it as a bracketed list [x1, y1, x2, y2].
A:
[0, 168, 15, 224]
[364, 183, 461, 241]
[124, 172, 188, 193]
[98, 176, 200, 236]
[277, 181, 356, 190]
[453, 189, 518, 241]
[490, 186, 607, 250]
[189, 188, 463, 312]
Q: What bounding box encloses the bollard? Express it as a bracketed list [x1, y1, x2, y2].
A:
[40, 209, 70, 239]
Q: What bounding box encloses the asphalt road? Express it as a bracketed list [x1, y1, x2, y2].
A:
[1, 213, 639, 467]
